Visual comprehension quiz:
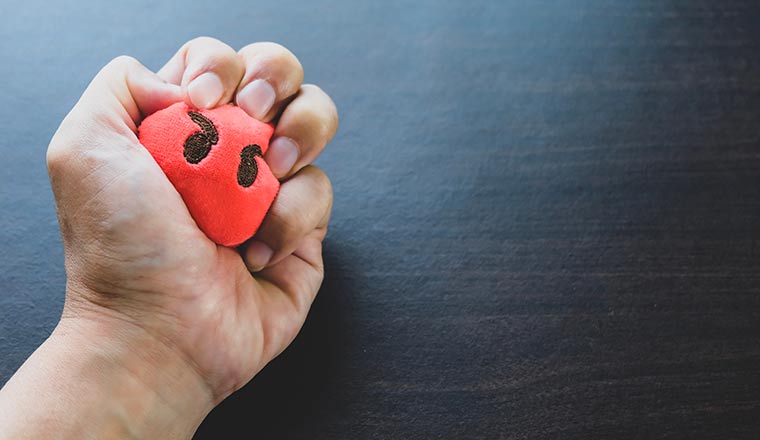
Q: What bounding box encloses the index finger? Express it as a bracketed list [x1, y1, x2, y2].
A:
[157, 36, 245, 109]
[234, 42, 304, 122]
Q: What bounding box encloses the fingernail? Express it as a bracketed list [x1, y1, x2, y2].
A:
[187, 72, 224, 109]
[236, 79, 276, 120]
[265, 137, 299, 178]
[246, 241, 274, 272]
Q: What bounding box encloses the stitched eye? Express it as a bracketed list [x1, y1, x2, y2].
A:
[237, 144, 263, 187]
[184, 112, 218, 164]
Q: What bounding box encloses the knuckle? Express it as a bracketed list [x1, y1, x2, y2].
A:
[98, 55, 143, 86]
[272, 45, 301, 69]
[274, 208, 304, 240]
[254, 42, 298, 61]
[288, 286, 312, 323]
[184, 37, 238, 67]
[269, 51, 303, 83]
[325, 98, 339, 137]
[46, 122, 87, 174]
[299, 106, 325, 132]
[188, 36, 222, 46]
[240, 42, 303, 79]
[264, 167, 332, 247]
[263, 308, 303, 358]
[293, 106, 334, 145]
[300, 83, 323, 95]
[308, 166, 333, 203]
[185, 36, 235, 55]
[45, 143, 71, 173]
[301, 85, 339, 138]
[106, 55, 140, 72]
[301, 166, 333, 218]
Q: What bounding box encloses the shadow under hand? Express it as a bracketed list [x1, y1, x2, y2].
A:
[193, 241, 357, 439]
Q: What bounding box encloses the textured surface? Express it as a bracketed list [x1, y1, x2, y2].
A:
[2, 1, 760, 438]
[139, 102, 278, 246]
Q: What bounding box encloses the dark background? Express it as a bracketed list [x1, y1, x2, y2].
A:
[2, 0, 760, 438]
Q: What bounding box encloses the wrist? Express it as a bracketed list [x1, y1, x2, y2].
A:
[0, 305, 214, 439]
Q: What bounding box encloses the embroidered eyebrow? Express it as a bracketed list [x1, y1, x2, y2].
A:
[237, 144, 263, 187]
[184, 111, 219, 164]
[187, 111, 218, 143]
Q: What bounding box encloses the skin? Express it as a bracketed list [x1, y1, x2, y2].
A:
[0, 37, 338, 439]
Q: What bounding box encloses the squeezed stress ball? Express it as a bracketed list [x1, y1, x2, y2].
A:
[138, 102, 279, 247]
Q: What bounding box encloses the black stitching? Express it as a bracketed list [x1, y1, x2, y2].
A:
[237, 144, 262, 187]
[184, 111, 218, 164]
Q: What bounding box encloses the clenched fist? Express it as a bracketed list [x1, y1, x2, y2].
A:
[0, 37, 338, 439]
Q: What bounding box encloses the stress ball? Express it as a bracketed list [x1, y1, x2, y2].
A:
[138, 102, 279, 246]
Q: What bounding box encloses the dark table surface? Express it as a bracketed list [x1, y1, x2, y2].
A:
[3, 0, 760, 438]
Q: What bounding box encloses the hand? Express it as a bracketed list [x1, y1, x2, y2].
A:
[0, 37, 337, 438]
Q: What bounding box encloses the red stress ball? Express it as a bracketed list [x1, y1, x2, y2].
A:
[138, 102, 279, 247]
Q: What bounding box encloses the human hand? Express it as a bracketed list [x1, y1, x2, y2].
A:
[0, 37, 337, 439]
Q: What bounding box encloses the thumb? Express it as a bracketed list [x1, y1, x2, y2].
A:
[48, 56, 182, 163]
[47, 55, 182, 185]
[80, 55, 182, 130]
[46, 56, 187, 245]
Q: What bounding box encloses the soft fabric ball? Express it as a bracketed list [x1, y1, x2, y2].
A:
[138, 102, 279, 247]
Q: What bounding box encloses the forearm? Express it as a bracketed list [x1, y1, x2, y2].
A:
[0, 313, 213, 439]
